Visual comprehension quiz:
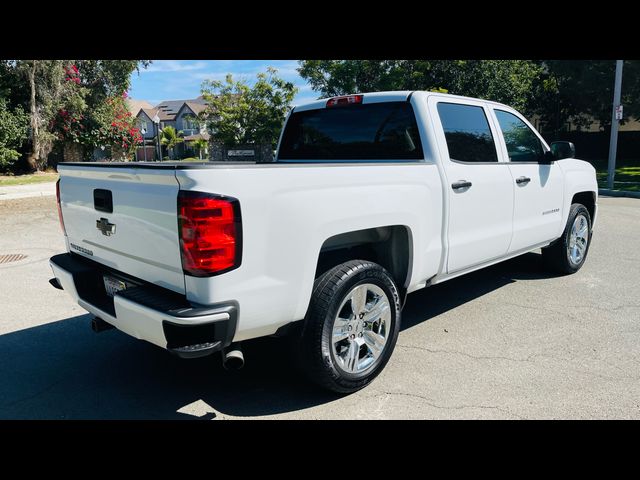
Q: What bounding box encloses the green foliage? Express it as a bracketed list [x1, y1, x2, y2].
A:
[530, 60, 640, 137]
[0, 99, 29, 170]
[192, 138, 209, 160]
[160, 126, 183, 159]
[75, 60, 151, 106]
[93, 94, 143, 156]
[0, 60, 149, 170]
[298, 60, 543, 114]
[51, 63, 148, 153]
[201, 67, 298, 148]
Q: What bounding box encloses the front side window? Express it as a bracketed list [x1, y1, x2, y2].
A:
[495, 110, 545, 162]
[278, 102, 423, 160]
[437, 103, 498, 163]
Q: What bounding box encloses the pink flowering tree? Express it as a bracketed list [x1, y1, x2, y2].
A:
[52, 64, 142, 161]
[91, 92, 143, 159]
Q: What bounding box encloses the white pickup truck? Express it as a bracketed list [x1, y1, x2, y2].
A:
[50, 91, 598, 393]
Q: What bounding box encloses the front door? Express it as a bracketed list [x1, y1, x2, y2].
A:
[490, 108, 564, 253]
[431, 98, 514, 273]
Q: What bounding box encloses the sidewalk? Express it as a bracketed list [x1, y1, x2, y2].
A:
[598, 188, 640, 199]
[0, 182, 56, 201]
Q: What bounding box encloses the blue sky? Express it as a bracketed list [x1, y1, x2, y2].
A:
[129, 60, 318, 107]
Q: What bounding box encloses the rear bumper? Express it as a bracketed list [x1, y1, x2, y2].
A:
[49, 253, 237, 358]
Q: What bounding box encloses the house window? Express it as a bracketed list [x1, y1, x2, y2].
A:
[140, 119, 149, 134]
[183, 115, 197, 131]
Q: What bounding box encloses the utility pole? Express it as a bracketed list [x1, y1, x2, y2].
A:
[607, 60, 624, 190]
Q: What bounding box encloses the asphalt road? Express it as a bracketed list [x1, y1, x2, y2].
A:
[0, 195, 639, 419]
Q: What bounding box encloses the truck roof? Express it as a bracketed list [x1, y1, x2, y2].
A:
[293, 90, 512, 112]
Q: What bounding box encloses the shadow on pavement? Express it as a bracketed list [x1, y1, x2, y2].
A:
[401, 251, 555, 331]
[0, 252, 555, 419]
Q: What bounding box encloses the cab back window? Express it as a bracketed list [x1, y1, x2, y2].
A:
[277, 102, 423, 160]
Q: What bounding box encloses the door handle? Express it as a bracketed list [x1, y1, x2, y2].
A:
[451, 180, 472, 190]
[516, 176, 531, 185]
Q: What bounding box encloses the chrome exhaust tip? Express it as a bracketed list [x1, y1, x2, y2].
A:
[222, 343, 244, 370]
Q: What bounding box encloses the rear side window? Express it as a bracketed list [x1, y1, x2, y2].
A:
[277, 102, 423, 160]
[437, 103, 498, 163]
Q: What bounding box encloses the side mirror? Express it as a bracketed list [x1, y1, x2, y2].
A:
[541, 151, 556, 164]
[550, 141, 575, 160]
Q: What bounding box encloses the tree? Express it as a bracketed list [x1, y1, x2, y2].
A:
[200, 67, 298, 148]
[298, 60, 543, 115]
[85, 93, 143, 159]
[160, 126, 183, 159]
[530, 60, 640, 138]
[0, 99, 28, 171]
[192, 137, 208, 160]
[51, 61, 150, 161]
[16, 60, 69, 171]
[2, 60, 149, 171]
[75, 60, 151, 106]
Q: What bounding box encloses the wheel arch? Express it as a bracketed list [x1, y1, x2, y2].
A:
[571, 191, 596, 227]
[314, 225, 413, 299]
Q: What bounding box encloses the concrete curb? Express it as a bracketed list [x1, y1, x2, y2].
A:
[598, 189, 640, 199]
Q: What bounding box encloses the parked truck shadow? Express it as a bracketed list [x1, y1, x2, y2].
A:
[401, 251, 554, 331]
[0, 252, 555, 419]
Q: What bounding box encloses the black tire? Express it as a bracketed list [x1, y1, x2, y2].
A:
[542, 203, 592, 274]
[296, 260, 401, 394]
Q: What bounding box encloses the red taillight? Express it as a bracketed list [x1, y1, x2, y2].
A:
[56, 179, 66, 235]
[178, 191, 242, 276]
[326, 94, 363, 107]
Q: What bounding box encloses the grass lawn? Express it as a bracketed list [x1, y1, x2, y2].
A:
[0, 172, 59, 187]
[595, 165, 640, 192]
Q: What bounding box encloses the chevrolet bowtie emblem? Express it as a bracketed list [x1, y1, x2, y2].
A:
[96, 217, 116, 236]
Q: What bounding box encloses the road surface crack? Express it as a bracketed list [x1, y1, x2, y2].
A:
[396, 344, 640, 382]
[380, 391, 526, 419]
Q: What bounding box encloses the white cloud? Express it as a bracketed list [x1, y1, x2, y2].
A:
[188, 71, 239, 81]
[131, 60, 313, 105]
[145, 61, 209, 73]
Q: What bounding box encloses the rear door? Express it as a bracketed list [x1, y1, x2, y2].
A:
[59, 165, 185, 294]
[429, 96, 514, 273]
[489, 108, 564, 253]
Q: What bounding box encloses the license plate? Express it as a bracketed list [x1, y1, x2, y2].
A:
[103, 275, 128, 297]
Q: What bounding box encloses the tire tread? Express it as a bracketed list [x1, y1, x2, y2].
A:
[542, 203, 592, 274]
[297, 260, 400, 394]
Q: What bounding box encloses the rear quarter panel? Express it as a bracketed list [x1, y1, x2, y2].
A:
[176, 163, 443, 341]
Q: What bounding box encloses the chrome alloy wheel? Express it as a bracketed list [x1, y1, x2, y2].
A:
[331, 283, 391, 375]
[568, 213, 589, 266]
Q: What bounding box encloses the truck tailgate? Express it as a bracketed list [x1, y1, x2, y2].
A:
[58, 165, 185, 294]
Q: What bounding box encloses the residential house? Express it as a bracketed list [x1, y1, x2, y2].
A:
[125, 98, 154, 117]
[129, 96, 210, 160]
[174, 100, 210, 158]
